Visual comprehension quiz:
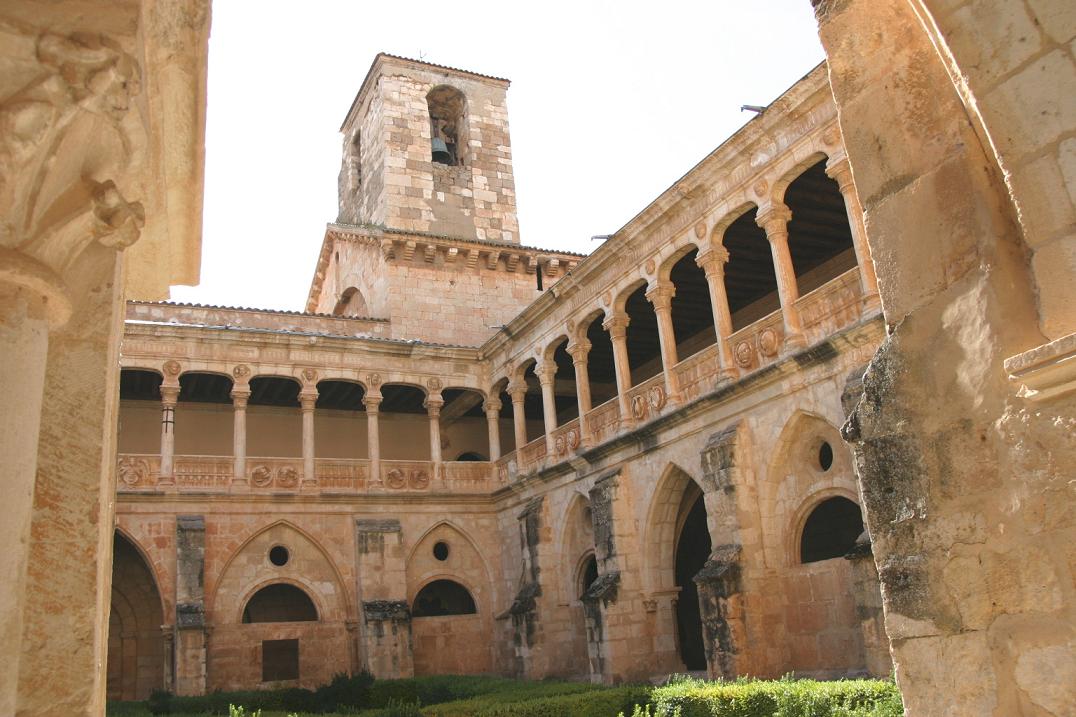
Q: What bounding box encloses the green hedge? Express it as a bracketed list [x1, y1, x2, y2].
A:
[111, 674, 902, 717]
[427, 685, 652, 717]
[634, 676, 902, 717]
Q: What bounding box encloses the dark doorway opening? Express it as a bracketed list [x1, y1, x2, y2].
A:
[675, 490, 711, 671]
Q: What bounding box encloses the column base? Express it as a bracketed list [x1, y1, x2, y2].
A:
[783, 332, 808, 354]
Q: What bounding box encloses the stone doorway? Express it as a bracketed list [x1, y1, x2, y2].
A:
[675, 486, 711, 671]
[107, 532, 165, 701]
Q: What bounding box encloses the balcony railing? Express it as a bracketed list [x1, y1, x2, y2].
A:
[584, 397, 620, 445]
[518, 435, 548, 472]
[550, 418, 582, 462]
[796, 267, 864, 345]
[673, 344, 721, 404]
[624, 372, 670, 424]
[116, 455, 493, 494]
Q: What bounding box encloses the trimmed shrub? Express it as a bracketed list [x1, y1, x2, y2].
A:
[628, 675, 902, 717]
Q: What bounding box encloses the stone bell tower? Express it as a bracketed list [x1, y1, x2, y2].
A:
[337, 53, 520, 244]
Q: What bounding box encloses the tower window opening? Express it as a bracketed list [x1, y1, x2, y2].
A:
[427, 86, 466, 167]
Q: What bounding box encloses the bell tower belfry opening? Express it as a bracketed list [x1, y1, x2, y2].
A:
[336, 53, 520, 244]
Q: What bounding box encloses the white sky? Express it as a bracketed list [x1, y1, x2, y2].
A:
[170, 1, 825, 311]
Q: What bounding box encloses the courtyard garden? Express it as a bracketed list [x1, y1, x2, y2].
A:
[107, 673, 903, 717]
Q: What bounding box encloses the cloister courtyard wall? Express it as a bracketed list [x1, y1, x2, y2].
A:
[2, 3, 1073, 716]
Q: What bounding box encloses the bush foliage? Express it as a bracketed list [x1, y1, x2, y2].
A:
[632, 675, 903, 717]
[112, 673, 902, 717]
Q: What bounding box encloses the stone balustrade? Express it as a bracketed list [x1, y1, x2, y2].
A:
[625, 373, 671, 425]
[585, 398, 621, 446]
[116, 454, 494, 494]
[673, 344, 721, 404]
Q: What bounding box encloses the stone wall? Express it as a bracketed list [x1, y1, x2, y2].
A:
[0, 1, 210, 712]
[814, 0, 1075, 714]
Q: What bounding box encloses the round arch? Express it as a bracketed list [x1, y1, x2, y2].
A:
[239, 579, 321, 624]
[410, 576, 480, 616]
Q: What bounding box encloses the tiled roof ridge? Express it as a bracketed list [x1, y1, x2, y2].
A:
[376, 52, 510, 84]
[127, 300, 388, 322]
[125, 319, 478, 350]
[330, 223, 589, 258]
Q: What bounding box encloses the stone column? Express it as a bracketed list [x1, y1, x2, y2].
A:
[159, 383, 180, 485]
[645, 280, 681, 401]
[696, 246, 740, 380]
[424, 391, 444, 476]
[230, 386, 249, 487]
[536, 359, 558, 455]
[0, 285, 51, 715]
[300, 388, 318, 489]
[568, 335, 593, 439]
[755, 204, 806, 349]
[825, 156, 881, 310]
[364, 391, 382, 485]
[507, 380, 529, 453]
[484, 397, 502, 462]
[602, 312, 634, 426]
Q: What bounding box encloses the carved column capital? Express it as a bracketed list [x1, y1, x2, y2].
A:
[299, 390, 318, 412]
[229, 388, 250, 409]
[506, 380, 528, 402]
[423, 393, 444, 416]
[362, 392, 382, 412]
[602, 311, 630, 340]
[645, 281, 676, 311]
[755, 203, 792, 238]
[824, 156, 855, 193]
[160, 385, 180, 407]
[695, 246, 731, 278]
[483, 397, 502, 414]
[535, 360, 557, 386]
[567, 338, 592, 364]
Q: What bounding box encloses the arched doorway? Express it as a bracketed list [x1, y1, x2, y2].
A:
[674, 485, 711, 671]
[107, 532, 164, 701]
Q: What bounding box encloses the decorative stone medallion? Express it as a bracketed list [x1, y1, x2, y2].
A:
[758, 328, 780, 357]
[251, 465, 272, 487]
[735, 341, 755, 368]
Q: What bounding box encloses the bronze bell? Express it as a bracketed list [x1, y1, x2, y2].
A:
[431, 137, 451, 164]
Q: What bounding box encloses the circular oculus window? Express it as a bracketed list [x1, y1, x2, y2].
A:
[269, 545, 290, 567]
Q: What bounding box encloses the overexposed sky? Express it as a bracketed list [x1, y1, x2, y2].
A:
[170, 2, 825, 311]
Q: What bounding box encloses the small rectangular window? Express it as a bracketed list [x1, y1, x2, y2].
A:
[262, 638, 299, 682]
